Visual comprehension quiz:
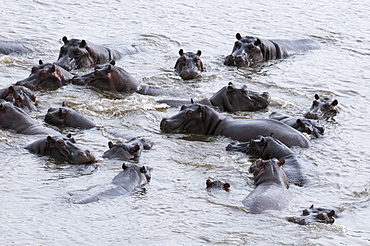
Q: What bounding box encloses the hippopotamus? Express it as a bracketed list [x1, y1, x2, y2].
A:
[160, 103, 310, 148]
[102, 138, 152, 161]
[287, 204, 338, 225]
[72, 60, 163, 95]
[16, 60, 74, 90]
[174, 49, 204, 80]
[224, 33, 320, 67]
[0, 85, 37, 111]
[44, 102, 95, 129]
[226, 135, 306, 186]
[304, 94, 339, 120]
[206, 179, 230, 191]
[242, 158, 292, 214]
[0, 40, 33, 55]
[56, 36, 122, 71]
[157, 82, 271, 112]
[269, 112, 324, 138]
[70, 163, 152, 204]
[25, 134, 95, 164]
[0, 99, 59, 135]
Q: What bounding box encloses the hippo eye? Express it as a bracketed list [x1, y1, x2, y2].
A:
[186, 110, 193, 116]
[39, 70, 48, 77]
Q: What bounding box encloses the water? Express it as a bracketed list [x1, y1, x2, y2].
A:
[1, 0, 370, 245]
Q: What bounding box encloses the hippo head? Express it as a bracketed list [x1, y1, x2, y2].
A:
[295, 118, 325, 138]
[206, 179, 230, 191]
[122, 163, 152, 183]
[16, 60, 72, 90]
[249, 158, 289, 188]
[174, 49, 204, 80]
[209, 82, 271, 112]
[224, 33, 264, 67]
[288, 204, 337, 225]
[0, 85, 37, 111]
[56, 36, 91, 71]
[102, 138, 152, 161]
[304, 94, 339, 120]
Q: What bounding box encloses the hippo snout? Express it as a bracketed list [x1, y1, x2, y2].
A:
[179, 69, 201, 80]
[72, 150, 95, 164]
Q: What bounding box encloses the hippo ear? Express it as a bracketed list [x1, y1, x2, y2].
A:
[140, 166, 147, 173]
[179, 49, 184, 56]
[46, 136, 55, 143]
[62, 101, 66, 107]
[80, 40, 87, 48]
[196, 50, 202, 56]
[296, 119, 304, 126]
[228, 82, 233, 86]
[206, 179, 212, 188]
[314, 94, 320, 100]
[254, 38, 261, 46]
[278, 159, 285, 166]
[58, 108, 66, 118]
[39, 59, 43, 65]
[8, 86, 14, 93]
[331, 99, 338, 106]
[122, 163, 128, 170]
[310, 204, 314, 209]
[191, 98, 194, 104]
[227, 83, 234, 92]
[129, 144, 140, 154]
[241, 85, 248, 93]
[108, 141, 114, 149]
[110, 60, 115, 66]
[270, 133, 275, 138]
[236, 33, 242, 40]
[224, 183, 230, 191]
[50, 64, 56, 73]
[328, 210, 336, 217]
[62, 36, 68, 44]
[0, 102, 4, 110]
[66, 133, 72, 138]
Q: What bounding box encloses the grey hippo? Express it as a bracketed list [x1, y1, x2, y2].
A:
[72, 60, 163, 95]
[160, 103, 310, 148]
[174, 49, 204, 80]
[242, 158, 292, 214]
[224, 33, 320, 67]
[206, 179, 230, 191]
[70, 163, 152, 204]
[16, 60, 74, 90]
[269, 112, 324, 138]
[157, 82, 271, 112]
[0, 99, 59, 135]
[287, 204, 338, 225]
[226, 135, 307, 186]
[44, 102, 95, 129]
[0, 40, 33, 55]
[25, 134, 95, 164]
[304, 94, 339, 120]
[0, 85, 37, 111]
[102, 138, 152, 161]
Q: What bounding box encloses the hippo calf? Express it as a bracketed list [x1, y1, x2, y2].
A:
[206, 179, 230, 191]
[0, 99, 59, 135]
[269, 112, 324, 138]
[160, 103, 310, 148]
[304, 94, 339, 120]
[102, 138, 152, 161]
[157, 82, 271, 112]
[56, 36, 122, 71]
[45, 103, 95, 129]
[224, 33, 320, 67]
[25, 134, 95, 164]
[70, 163, 152, 204]
[16, 60, 74, 90]
[174, 49, 204, 80]
[242, 158, 292, 214]
[287, 204, 338, 225]
[0, 85, 37, 111]
[226, 135, 307, 186]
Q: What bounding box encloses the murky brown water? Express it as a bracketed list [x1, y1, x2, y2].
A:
[1, 0, 370, 245]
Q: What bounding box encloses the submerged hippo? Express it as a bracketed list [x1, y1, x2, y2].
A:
[242, 158, 292, 214]
[157, 82, 271, 112]
[0, 85, 37, 111]
[0, 40, 33, 55]
[206, 179, 230, 191]
[226, 135, 307, 186]
[56, 36, 122, 71]
[174, 49, 204, 80]
[269, 112, 324, 138]
[44, 103, 95, 129]
[70, 163, 152, 204]
[160, 103, 310, 148]
[224, 33, 320, 67]
[102, 138, 152, 161]
[287, 204, 338, 225]
[16, 60, 74, 90]
[0, 99, 59, 135]
[72, 60, 163, 95]
[25, 134, 95, 164]
[304, 94, 339, 120]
